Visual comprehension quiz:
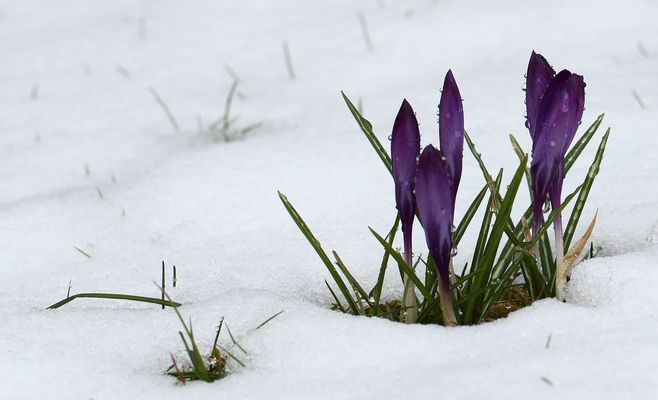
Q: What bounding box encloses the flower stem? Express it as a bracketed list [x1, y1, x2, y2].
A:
[532, 208, 542, 260]
[402, 230, 418, 324]
[554, 214, 565, 301]
[438, 277, 457, 326]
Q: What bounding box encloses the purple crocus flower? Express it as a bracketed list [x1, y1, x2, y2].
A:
[439, 70, 464, 208]
[415, 145, 458, 325]
[525, 52, 585, 299]
[391, 99, 421, 322]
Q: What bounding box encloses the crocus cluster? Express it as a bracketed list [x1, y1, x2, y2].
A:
[391, 70, 463, 325]
[525, 51, 585, 300]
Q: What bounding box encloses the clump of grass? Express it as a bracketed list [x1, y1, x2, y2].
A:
[149, 82, 260, 142]
[165, 301, 285, 384]
[166, 311, 231, 383]
[199, 79, 261, 142]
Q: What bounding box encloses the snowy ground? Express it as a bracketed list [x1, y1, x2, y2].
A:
[1, 0, 657, 398]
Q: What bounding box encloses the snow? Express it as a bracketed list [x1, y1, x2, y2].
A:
[1, 0, 657, 398]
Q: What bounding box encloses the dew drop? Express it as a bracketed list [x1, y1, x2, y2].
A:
[451, 247, 459, 257]
[561, 102, 569, 112]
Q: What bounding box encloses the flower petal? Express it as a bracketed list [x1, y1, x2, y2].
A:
[391, 99, 421, 235]
[438, 70, 464, 204]
[415, 145, 453, 290]
[526, 51, 555, 140]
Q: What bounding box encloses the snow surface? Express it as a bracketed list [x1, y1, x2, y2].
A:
[1, 0, 657, 398]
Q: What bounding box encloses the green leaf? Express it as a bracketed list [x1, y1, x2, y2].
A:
[371, 215, 400, 312]
[369, 227, 442, 319]
[46, 292, 181, 309]
[528, 185, 583, 249]
[454, 184, 488, 246]
[462, 157, 526, 324]
[278, 191, 360, 314]
[477, 256, 525, 323]
[325, 280, 346, 312]
[333, 250, 371, 309]
[341, 91, 392, 175]
[464, 131, 493, 183]
[468, 186, 494, 288]
[563, 128, 610, 250]
[509, 133, 532, 198]
[564, 114, 604, 172]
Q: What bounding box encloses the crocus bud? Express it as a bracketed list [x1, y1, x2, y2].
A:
[439, 70, 464, 206]
[415, 145, 457, 325]
[391, 99, 421, 323]
[391, 99, 421, 239]
[526, 51, 585, 301]
[530, 70, 585, 229]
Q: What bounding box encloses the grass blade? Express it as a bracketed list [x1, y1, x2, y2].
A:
[255, 310, 286, 330]
[563, 128, 610, 250]
[47, 292, 181, 309]
[370, 215, 400, 312]
[149, 88, 180, 132]
[509, 133, 532, 198]
[564, 114, 604, 172]
[454, 184, 488, 245]
[462, 157, 525, 324]
[369, 227, 442, 320]
[325, 280, 346, 312]
[225, 324, 249, 354]
[278, 191, 360, 314]
[341, 91, 392, 174]
[528, 185, 582, 249]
